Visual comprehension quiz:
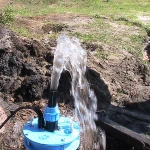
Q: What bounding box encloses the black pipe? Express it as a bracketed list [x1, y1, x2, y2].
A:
[48, 90, 57, 108]
[0, 106, 44, 129]
[45, 121, 58, 132]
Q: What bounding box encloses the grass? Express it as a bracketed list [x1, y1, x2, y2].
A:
[2, 0, 150, 60]
[7, 0, 150, 31]
[0, 7, 14, 24]
[10, 22, 32, 37]
[7, 0, 150, 17]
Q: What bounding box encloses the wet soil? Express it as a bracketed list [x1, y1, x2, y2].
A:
[0, 26, 150, 150]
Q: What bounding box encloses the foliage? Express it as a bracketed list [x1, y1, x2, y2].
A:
[0, 7, 14, 24]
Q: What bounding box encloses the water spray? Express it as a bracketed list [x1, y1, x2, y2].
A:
[0, 34, 105, 150]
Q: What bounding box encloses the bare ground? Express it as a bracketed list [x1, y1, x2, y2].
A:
[0, 0, 12, 7]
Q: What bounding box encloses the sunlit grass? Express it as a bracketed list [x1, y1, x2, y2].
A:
[2, 0, 150, 60]
[8, 0, 150, 17]
[8, 0, 150, 33]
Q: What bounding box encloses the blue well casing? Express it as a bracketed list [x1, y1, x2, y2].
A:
[23, 105, 80, 150]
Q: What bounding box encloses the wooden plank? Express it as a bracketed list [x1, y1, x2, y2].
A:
[95, 117, 150, 150]
[108, 105, 150, 123]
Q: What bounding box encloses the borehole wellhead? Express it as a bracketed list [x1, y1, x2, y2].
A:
[23, 90, 80, 150]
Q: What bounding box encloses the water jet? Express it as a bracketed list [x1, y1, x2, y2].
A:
[0, 34, 104, 150]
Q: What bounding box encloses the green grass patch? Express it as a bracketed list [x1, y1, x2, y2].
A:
[8, 0, 150, 17]
[0, 7, 14, 24]
[72, 32, 96, 42]
[2, 0, 150, 60]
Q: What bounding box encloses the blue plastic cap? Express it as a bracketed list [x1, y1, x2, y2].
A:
[44, 105, 60, 122]
[23, 117, 80, 150]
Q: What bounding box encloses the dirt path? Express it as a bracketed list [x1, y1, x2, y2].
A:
[0, 0, 11, 7]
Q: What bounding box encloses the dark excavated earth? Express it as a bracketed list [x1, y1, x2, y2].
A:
[0, 27, 150, 150]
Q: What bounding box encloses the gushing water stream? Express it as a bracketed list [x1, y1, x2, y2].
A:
[51, 34, 106, 150]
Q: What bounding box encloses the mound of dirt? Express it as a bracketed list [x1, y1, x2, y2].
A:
[0, 27, 150, 150]
[0, 27, 51, 102]
[87, 42, 150, 113]
[0, 27, 111, 109]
